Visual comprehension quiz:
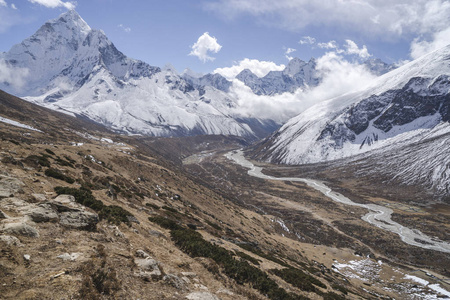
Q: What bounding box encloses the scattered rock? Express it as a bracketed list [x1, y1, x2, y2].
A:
[31, 194, 47, 202]
[135, 258, 159, 271]
[23, 254, 31, 261]
[108, 225, 125, 238]
[0, 190, 13, 199]
[216, 288, 233, 295]
[57, 253, 81, 261]
[59, 210, 99, 230]
[164, 274, 187, 291]
[1, 222, 39, 237]
[185, 292, 219, 300]
[126, 215, 140, 224]
[50, 195, 79, 212]
[0, 175, 24, 197]
[28, 204, 58, 223]
[136, 250, 151, 259]
[0, 235, 22, 246]
[0, 209, 9, 219]
[134, 257, 163, 281]
[193, 284, 208, 291]
[181, 272, 197, 278]
[149, 230, 167, 239]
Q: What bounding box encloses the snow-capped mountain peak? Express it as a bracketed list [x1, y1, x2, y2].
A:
[0, 10, 279, 139]
[283, 57, 307, 77]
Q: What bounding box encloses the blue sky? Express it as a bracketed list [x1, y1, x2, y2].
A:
[1, 0, 450, 75]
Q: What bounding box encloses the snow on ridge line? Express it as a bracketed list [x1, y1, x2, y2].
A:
[0, 116, 42, 133]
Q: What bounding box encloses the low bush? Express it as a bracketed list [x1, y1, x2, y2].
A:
[55, 157, 74, 168]
[270, 267, 326, 293]
[24, 154, 50, 167]
[45, 168, 75, 184]
[148, 216, 182, 230]
[169, 227, 306, 300]
[145, 203, 160, 210]
[45, 149, 56, 155]
[54, 186, 134, 225]
[235, 251, 261, 265]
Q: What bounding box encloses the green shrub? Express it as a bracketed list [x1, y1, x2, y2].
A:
[323, 292, 346, 300]
[205, 219, 222, 231]
[55, 157, 74, 168]
[270, 267, 326, 293]
[235, 251, 261, 265]
[148, 216, 182, 230]
[54, 186, 133, 225]
[45, 149, 56, 155]
[238, 244, 289, 267]
[331, 284, 348, 295]
[24, 154, 50, 167]
[169, 227, 306, 300]
[145, 203, 160, 210]
[162, 205, 178, 213]
[45, 168, 75, 184]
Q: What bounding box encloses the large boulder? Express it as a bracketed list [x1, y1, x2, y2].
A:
[0, 175, 24, 198]
[28, 204, 59, 223]
[1, 222, 39, 237]
[134, 257, 163, 281]
[59, 210, 99, 230]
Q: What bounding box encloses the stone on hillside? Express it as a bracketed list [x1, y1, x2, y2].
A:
[164, 274, 188, 291]
[0, 209, 8, 219]
[57, 252, 81, 261]
[1, 222, 39, 237]
[134, 257, 163, 281]
[31, 194, 47, 202]
[0, 235, 22, 246]
[28, 204, 58, 223]
[0, 190, 13, 199]
[50, 195, 80, 212]
[135, 258, 159, 271]
[136, 250, 151, 259]
[0, 175, 24, 197]
[185, 292, 219, 300]
[59, 210, 99, 230]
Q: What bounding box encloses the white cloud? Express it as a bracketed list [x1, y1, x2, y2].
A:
[410, 26, 450, 59]
[118, 24, 131, 33]
[0, 59, 29, 91]
[344, 39, 371, 59]
[205, 0, 450, 42]
[10, 3, 16, 9]
[224, 53, 376, 122]
[317, 40, 338, 49]
[213, 58, 285, 80]
[284, 47, 296, 60]
[189, 32, 222, 63]
[285, 47, 296, 54]
[0, 0, 6, 7]
[28, 0, 76, 10]
[299, 36, 316, 45]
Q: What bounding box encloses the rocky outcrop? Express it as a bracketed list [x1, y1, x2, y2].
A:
[134, 250, 163, 281]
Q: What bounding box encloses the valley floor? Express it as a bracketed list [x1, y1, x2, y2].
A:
[183, 148, 450, 299]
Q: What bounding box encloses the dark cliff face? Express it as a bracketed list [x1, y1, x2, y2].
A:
[317, 75, 450, 149]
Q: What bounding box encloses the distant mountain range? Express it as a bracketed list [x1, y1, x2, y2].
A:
[250, 44, 450, 197]
[0, 10, 395, 139]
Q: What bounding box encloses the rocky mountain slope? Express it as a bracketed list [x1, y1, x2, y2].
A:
[0, 10, 277, 139]
[1, 89, 449, 299]
[250, 44, 450, 197]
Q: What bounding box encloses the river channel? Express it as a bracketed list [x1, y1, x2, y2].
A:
[226, 150, 450, 254]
